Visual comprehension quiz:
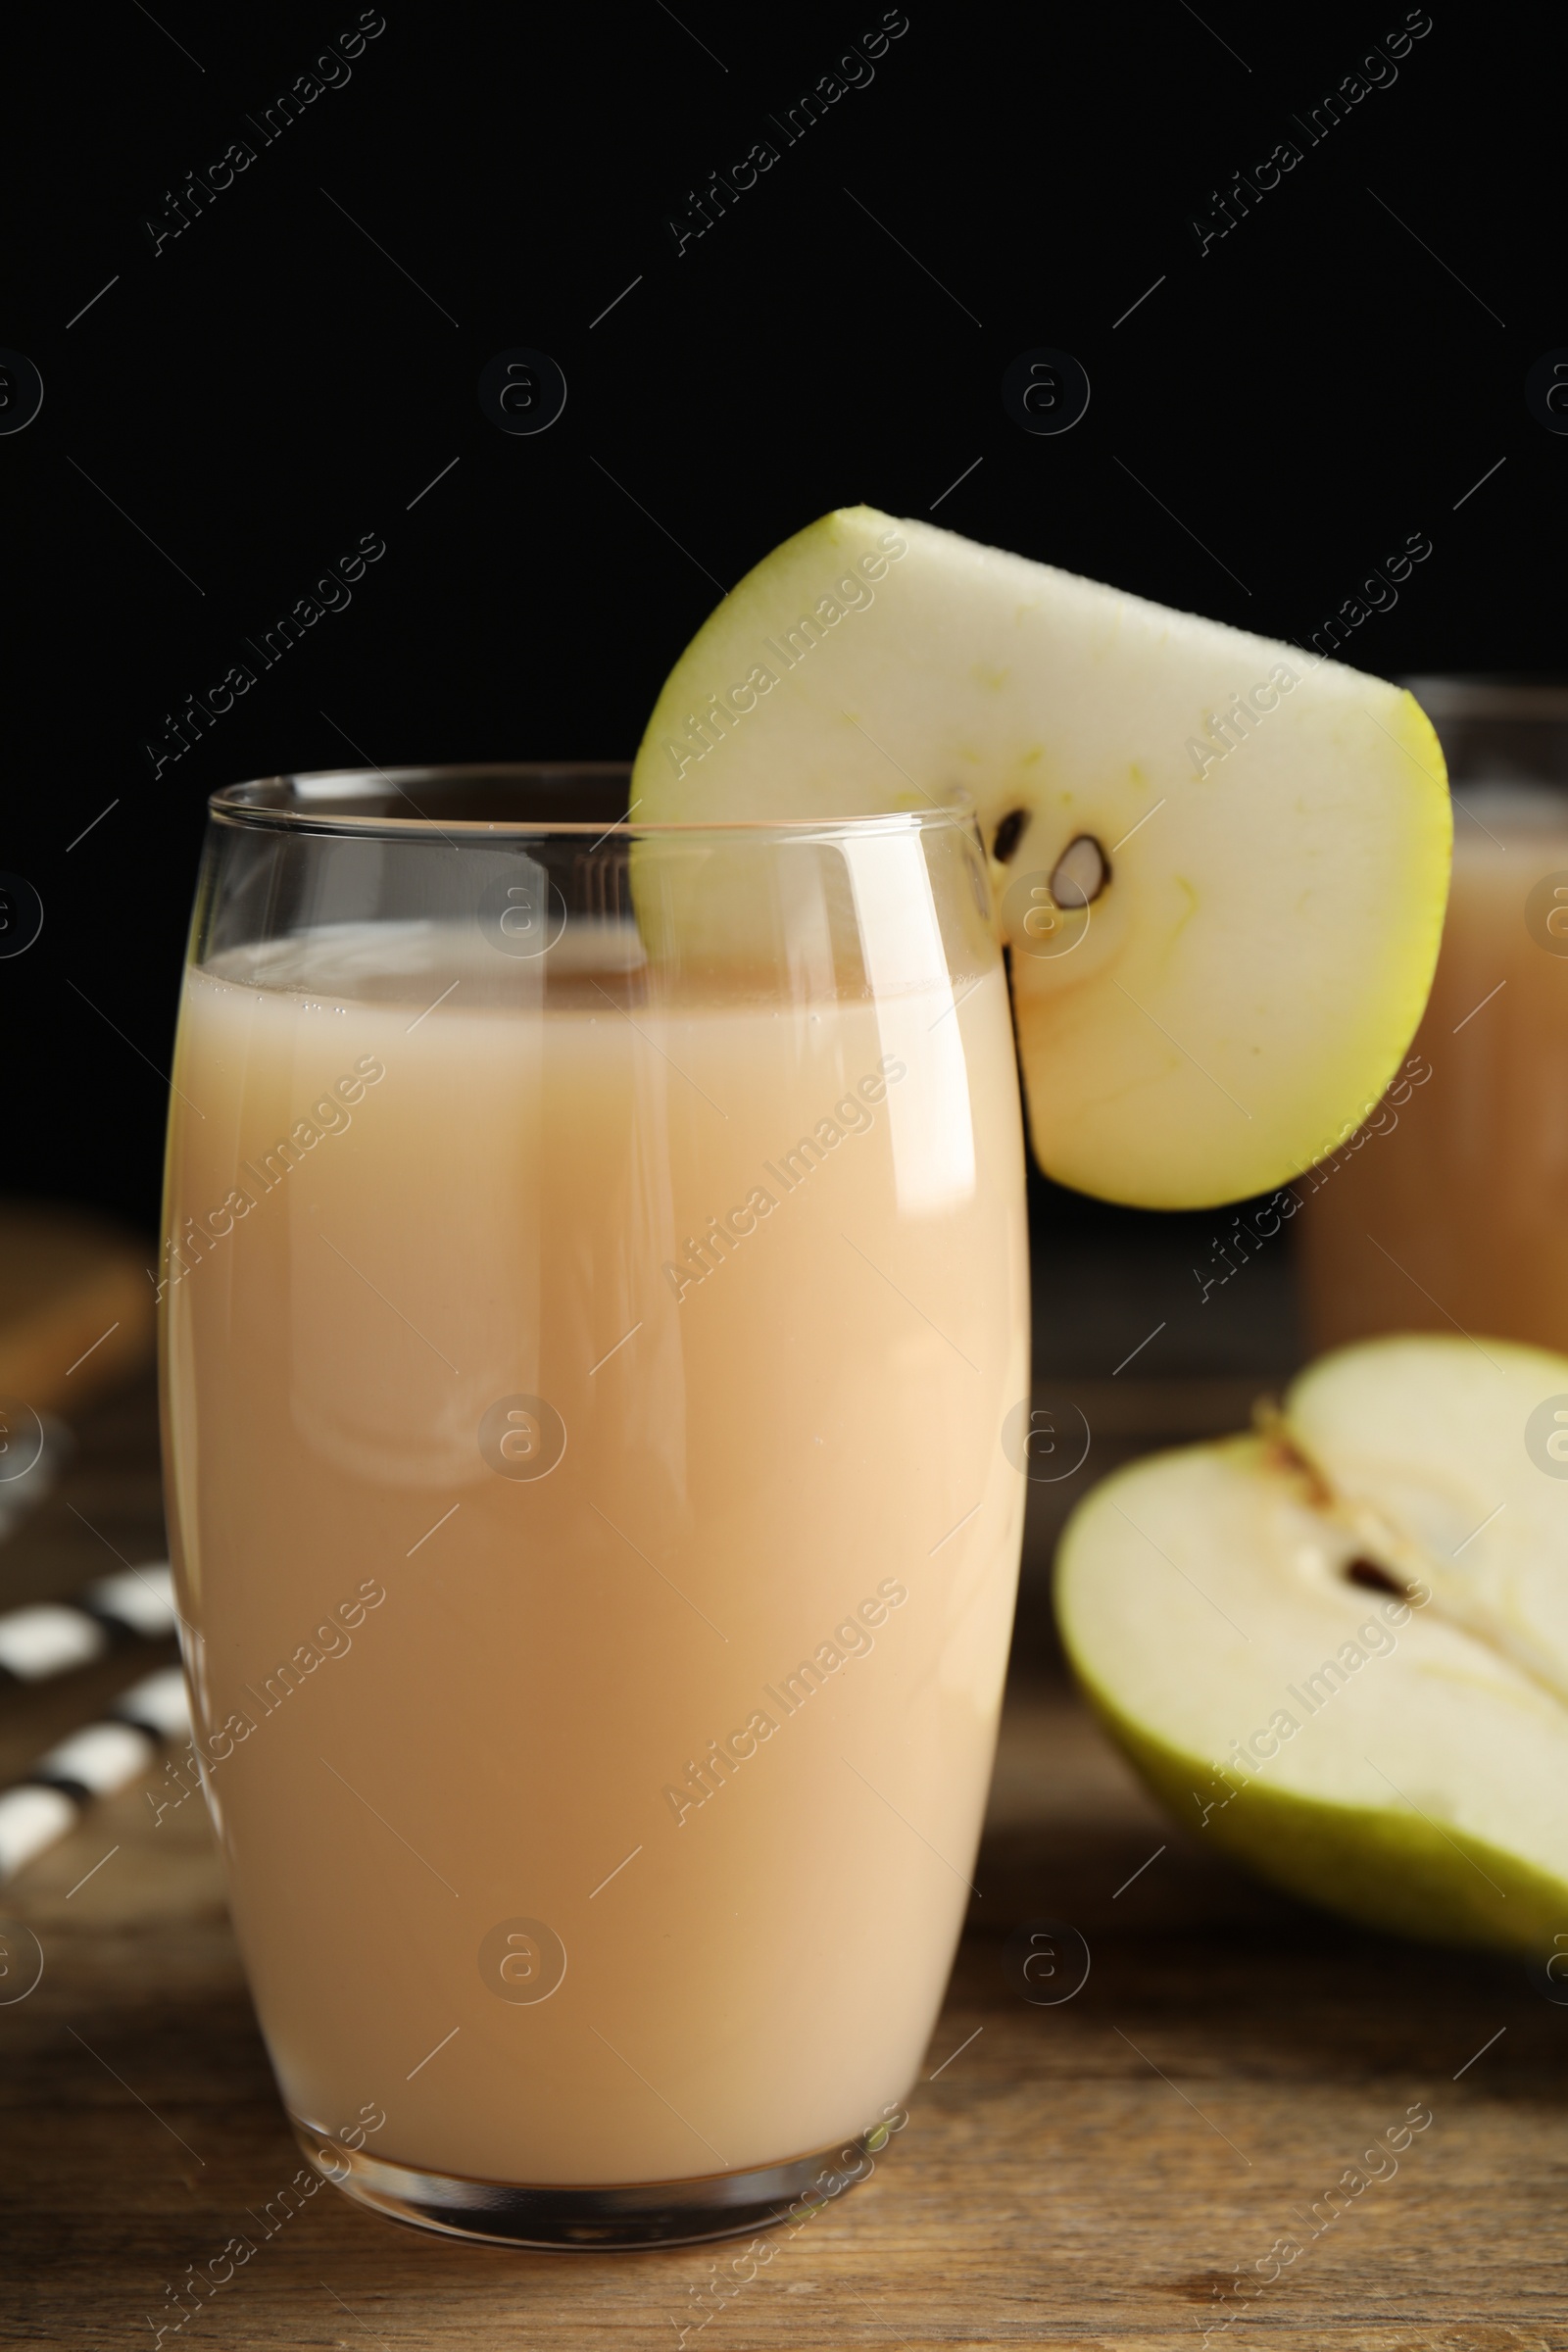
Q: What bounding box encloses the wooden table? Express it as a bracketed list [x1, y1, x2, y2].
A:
[5, 1376, 1566, 2350]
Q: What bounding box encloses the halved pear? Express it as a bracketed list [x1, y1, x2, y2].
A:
[1055, 1335, 1568, 1953]
[630, 507, 1450, 1209]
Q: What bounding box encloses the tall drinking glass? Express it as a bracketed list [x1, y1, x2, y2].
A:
[160, 766, 1029, 2247]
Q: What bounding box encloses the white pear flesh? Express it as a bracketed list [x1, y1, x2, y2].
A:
[630, 507, 1450, 1210]
[1287, 1334, 1568, 1704]
[1055, 1337, 1568, 1952]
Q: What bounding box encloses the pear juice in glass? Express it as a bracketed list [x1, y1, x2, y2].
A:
[160, 767, 1029, 2246]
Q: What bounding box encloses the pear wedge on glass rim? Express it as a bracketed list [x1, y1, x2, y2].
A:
[629, 507, 1450, 1210]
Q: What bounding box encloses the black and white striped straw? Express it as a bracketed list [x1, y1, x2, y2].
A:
[0, 1562, 178, 1685]
[0, 1663, 191, 1883]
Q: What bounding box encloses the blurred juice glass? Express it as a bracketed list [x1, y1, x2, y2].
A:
[1297, 680, 1568, 1353]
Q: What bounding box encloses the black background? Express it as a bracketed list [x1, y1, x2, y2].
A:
[3, 0, 1554, 1240]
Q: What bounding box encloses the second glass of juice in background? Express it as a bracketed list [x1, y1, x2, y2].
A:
[1297, 679, 1568, 1353]
[160, 766, 1029, 2248]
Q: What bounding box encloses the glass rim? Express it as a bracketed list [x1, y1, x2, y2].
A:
[208, 764, 976, 842]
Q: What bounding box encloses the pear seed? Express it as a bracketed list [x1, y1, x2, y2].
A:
[1050, 834, 1109, 909]
[991, 808, 1030, 863]
[1344, 1556, 1410, 1597]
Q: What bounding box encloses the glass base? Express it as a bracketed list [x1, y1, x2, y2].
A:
[290, 2115, 874, 2250]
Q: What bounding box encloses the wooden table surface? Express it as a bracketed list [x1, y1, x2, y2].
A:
[5, 1375, 1566, 2352]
